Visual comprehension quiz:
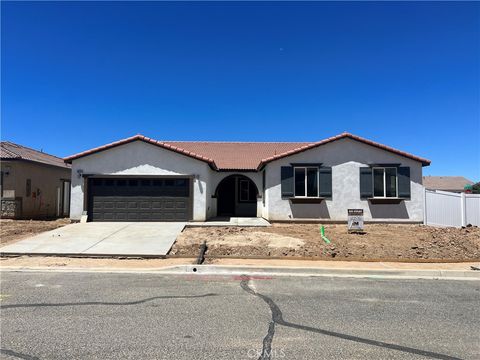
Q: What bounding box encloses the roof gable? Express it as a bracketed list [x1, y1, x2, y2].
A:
[63, 135, 219, 169]
[258, 132, 431, 168]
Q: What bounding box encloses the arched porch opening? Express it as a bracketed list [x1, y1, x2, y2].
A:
[215, 174, 258, 217]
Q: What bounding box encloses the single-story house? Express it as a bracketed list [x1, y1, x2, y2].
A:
[64, 132, 430, 223]
[1, 141, 71, 219]
[423, 176, 474, 193]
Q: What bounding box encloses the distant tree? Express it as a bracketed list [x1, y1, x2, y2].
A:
[472, 182, 480, 194]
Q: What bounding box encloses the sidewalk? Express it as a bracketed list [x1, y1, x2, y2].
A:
[0, 256, 196, 270]
[204, 258, 479, 270]
[1, 255, 478, 280]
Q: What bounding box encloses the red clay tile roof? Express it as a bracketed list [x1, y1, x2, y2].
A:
[165, 141, 311, 170]
[64, 133, 431, 170]
[1, 141, 70, 169]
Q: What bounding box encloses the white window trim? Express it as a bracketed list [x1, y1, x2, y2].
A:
[372, 167, 398, 198]
[239, 179, 250, 202]
[294, 167, 320, 198]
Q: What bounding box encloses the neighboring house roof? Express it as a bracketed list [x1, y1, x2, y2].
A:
[64, 132, 431, 170]
[1, 141, 70, 169]
[423, 176, 474, 191]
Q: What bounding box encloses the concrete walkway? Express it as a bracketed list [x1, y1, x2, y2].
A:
[0, 222, 186, 256]
[188, 217, 270, 227]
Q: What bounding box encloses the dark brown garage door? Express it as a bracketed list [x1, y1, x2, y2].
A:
[87, 177, 192, 222]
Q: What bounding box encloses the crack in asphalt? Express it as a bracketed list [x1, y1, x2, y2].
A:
[0, 293, 217, 309]
[240, 276, 462, 360]
[0, 348, 40, 360]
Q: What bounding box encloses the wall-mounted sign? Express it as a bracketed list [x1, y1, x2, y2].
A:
[348, 209, 364, 232]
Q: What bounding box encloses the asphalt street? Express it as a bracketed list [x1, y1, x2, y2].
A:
[0, 272, 478, 359]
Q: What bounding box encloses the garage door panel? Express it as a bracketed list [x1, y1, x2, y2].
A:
[139, 202, 151, 209]
[164, 201, 175, 209]
[116, 202, 127, 209]
[163, 212, 176, 220]
[139, 213, 153, 221]
[102, 213, 115, 221]
[88, 178, 192, 222]
[151, 201, 162, 209]
[116, 213, 128, 221]
[175, 200, 188, 209]
[104, 202, 115, 209]
[151, 213, 164, 221]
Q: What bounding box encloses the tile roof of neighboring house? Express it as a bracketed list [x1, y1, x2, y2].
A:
[423, 176, 474, 191]
[1, 141, 70, 169]
[64, 132, 431, 170]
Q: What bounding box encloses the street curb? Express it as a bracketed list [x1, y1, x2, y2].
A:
[162, 265, 480, 280]
[1, 265, 479, 280]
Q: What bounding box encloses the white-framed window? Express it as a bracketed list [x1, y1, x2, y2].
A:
[372, 167, 398, 198]
[294, 167, 319, 197]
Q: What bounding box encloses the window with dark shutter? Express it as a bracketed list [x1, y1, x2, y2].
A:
[281, 166, 294, 197]
[359, 167, 373, 199]
[319, 167, 332, 198]
[397, 167, 411, 198]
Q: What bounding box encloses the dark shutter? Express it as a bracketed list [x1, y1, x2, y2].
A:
[281, 166, 294, 197]
[397, 166, 411, 198]
[319, 167, 332, 198]
[359, 167, 373, 199]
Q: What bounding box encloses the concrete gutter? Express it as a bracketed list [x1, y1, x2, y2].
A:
[161, 265, 480, 280]
[2, 265, 479, 280]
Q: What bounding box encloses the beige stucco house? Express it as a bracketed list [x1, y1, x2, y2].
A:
[1, 141, 71, 219]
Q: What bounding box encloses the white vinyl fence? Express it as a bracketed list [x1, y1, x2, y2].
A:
[424, 189, 480, 227]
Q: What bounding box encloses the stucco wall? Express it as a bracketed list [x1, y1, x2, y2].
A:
[264, 138, 424, 221]
[69, 140, 211, 221]
[1, 160, 71, 219]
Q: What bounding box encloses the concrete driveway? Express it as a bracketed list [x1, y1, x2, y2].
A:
[0, 222, 186, 256]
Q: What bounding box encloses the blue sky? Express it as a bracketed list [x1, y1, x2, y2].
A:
[2, 2, 479, 180]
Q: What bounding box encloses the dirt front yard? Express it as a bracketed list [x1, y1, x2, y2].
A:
[170, 224, 480, 261]
[0, 219, 71, 246]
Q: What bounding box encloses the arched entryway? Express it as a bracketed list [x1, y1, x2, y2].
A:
[216, 175, 258, 217]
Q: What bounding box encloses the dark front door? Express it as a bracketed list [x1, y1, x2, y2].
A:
[217, 176, 236, 216]
[88, 177, 192, 222]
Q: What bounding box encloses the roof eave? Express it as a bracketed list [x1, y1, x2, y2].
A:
[64, 135, 219, 170]
[1, 157, 71, 169]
